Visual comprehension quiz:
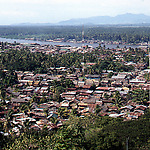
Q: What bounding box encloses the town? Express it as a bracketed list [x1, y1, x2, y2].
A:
[0, 41, 149, 137]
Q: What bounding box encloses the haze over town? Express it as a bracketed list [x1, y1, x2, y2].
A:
[0, 0, 150, 25]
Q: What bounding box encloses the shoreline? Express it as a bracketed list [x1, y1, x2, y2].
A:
[0, 37, 143, 49]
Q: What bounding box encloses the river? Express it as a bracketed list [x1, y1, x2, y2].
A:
[0, 37, 141, 49]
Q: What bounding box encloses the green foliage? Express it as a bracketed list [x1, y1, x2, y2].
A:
[112, 91, 123, 107]
[127, 89, 149, 105]
[123, 47, 147, 63]
[144, 73, 150, 81]
[52, 118, 86, 149]
[0, 49, 48, 73]
[107, 72, 114, 78]
[3, 114, 150, 150]
[0, 70, 18, 103]
[0, 70, 17, 88]
[0, 26, 150, 43]
[49, 77, 75, 102]
[104, 118, 150, 150]
[0, 47, 139, 75]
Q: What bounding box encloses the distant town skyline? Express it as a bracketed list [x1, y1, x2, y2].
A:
[0, 0, 149, 25]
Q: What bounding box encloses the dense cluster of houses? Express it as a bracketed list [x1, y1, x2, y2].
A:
[0, 42, 150, 136]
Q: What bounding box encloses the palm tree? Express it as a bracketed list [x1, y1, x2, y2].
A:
[3, 109, 14, 133]
[131, 89, 149, 105]
[50, 116, 59, 125]
[113, 91, 123, 107]
[0, 88, 6, 104]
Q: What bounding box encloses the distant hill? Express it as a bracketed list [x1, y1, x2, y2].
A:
[57, 13, 150, 25]
[11, 13, 150, 26]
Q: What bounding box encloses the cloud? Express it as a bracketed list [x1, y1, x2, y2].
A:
[0, 10, 37, 17]
[0, 0, 150, 24]
[1, 0, 44, 4]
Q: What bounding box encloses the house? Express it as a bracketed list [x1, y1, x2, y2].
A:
[111, 81, 123, 87]
[78, 81, 85, 87]
[130, 79, 146, 85]
[102, 99, 113, 106]
[60, 100, 70, 108]
[82, 96, 97, 104]
[101, 78, 112, 86]
[109, 113, 120, 118]
[120, 105, 134, 113]
[78, 102, 88, 110]
[61, 91, 77, 99]
[66, 87, 77, 91]
[11, 98, 28, 104]
[134, 105, 147, 111]
[108, 105, 119, 113]
[85, 74, 100, 79]
[96, 87, 112, 91]
[85, 79, 94, 86]
[82, 85, 92, 90]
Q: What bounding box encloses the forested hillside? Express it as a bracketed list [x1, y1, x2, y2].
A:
[1, 112, 150, 150]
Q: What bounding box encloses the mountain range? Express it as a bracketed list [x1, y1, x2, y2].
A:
[13, 13, 150, 26]
[58, 13, 150, 25]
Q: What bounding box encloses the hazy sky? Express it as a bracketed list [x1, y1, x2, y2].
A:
[0, 0, 149, 25]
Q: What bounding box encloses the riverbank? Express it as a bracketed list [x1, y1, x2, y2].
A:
[0, 37, 142, 49]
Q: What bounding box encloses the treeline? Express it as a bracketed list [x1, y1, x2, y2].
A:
[0, 48, 135, 74]
[0, 26, 150, 43]
[1, 111, 150, 149]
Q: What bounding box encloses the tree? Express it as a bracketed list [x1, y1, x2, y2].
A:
[112, 91, 123, 107]
[128, 89, 149, 105]
[3, 109, 14, 133]
[52, 117, 86, 150]
[95, 105, 101, 115]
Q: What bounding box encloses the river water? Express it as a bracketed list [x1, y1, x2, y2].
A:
[0, 37, 140, 49]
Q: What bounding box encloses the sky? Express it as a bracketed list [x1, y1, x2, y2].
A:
[0, 0, 150, 25]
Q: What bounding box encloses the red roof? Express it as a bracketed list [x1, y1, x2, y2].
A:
[82, 85, 91, 89]
[86, 63, 96, 66]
